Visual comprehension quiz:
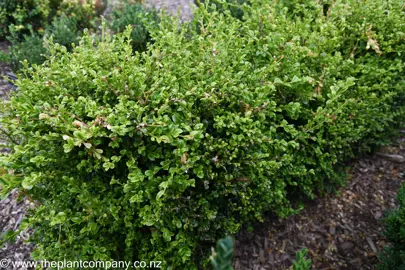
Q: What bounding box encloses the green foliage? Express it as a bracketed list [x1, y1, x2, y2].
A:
[1, 0, 405, 268]
[58, 0, 101, 32]
[210, 237, 234, 270]
[378, 184, 405, 270]
[3, 14, 81, 72]
[0, 0, 97, 41]
[2, 3, 94, 73]
[0, 0, 59, 40]
[293, 249, 312, 270]
[108, 1, 160, 52]
[45, 13, 79, 50]
[2, 31, 47, 72]
[196, 0, 248, 20]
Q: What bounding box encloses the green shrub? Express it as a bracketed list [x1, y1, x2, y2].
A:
[293, 249, 312, 270]
[45, 13, 80, 50]
[108, 1, 159, 52]
[58, 0, 101, 32]
[0, 0, 98, 41]
[378, 184, 405, 270]
[0, 0, 61, 40]
[2, 14, 81, 72]
[196, 0, 248, 20]
[1, 31, 47, 72]
[1, 0, 405, 268]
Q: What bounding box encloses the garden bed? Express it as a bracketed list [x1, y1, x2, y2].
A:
[234, 142, 405, 269]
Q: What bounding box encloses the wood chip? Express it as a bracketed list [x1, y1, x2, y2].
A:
[366, 237, 378, 253]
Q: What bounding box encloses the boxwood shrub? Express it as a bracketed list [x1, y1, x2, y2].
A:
[108, 1, 160, 52]
[1, 0, 405, 268]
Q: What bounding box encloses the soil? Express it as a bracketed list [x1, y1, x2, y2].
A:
[233, 142, 405, 269]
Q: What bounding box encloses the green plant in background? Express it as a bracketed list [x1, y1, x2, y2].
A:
[210, 237, 234, 270]
[0, 0, 98, 41]
[1, 1, 98, 73]
[292, 249, 312, 270]
[45, 13, 80, 50]
[378, 184, 405, 270]
[196, 0, 248, 20]
[2, 14, 80, 73]
[0, 0, 62, 40]
[1, 0, 405, 268]
[108, 1, 159, 52]
[58, 0, 102, 32]
[2, 30, 47, 72]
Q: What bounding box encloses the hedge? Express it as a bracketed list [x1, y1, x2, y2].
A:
[1, 0, 405, 268]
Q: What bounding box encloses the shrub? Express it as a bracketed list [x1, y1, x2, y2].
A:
[108, 1, 159, 52]
[45, 13, 80, 50]
[2, 14, 81, 72]
[0, 0, 98, 41]
[1, 31, 47, 72]
[292, 249, 312, 270]
[378, 184, 405, 270]
[1, 0, 405, 268]
[0, 0, 62, 40]
[196, 0, 247, 20]
[2, 4, 95, 73]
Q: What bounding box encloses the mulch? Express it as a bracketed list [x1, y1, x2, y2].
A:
[234, 140, 405, 269]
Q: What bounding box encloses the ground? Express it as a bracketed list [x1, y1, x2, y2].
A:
[234, 143, 405, 269]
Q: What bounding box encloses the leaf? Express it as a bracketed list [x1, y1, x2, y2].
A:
[156, 190, 165, 199]
[274, 77, 283, 84]
[129, 193, 143, 203]
[83, 142, 92, 149]
[22, 177, 34, 190]
[128, 170, 145, 183]
[50, 212, 67, 226]
[172, 128, 183, 138]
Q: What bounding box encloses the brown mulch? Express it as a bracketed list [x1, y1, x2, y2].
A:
[234, 139, 405, 270]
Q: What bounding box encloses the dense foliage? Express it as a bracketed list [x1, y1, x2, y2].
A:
[0, 0, 101, 72]
[378, 184, 405, 270]
[196, 0, 247, 20]
[0, 0, 99, 41]
[1, 14, 81, 72]
[1, 0, 405, 268]
[108, 1, 160, 52]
